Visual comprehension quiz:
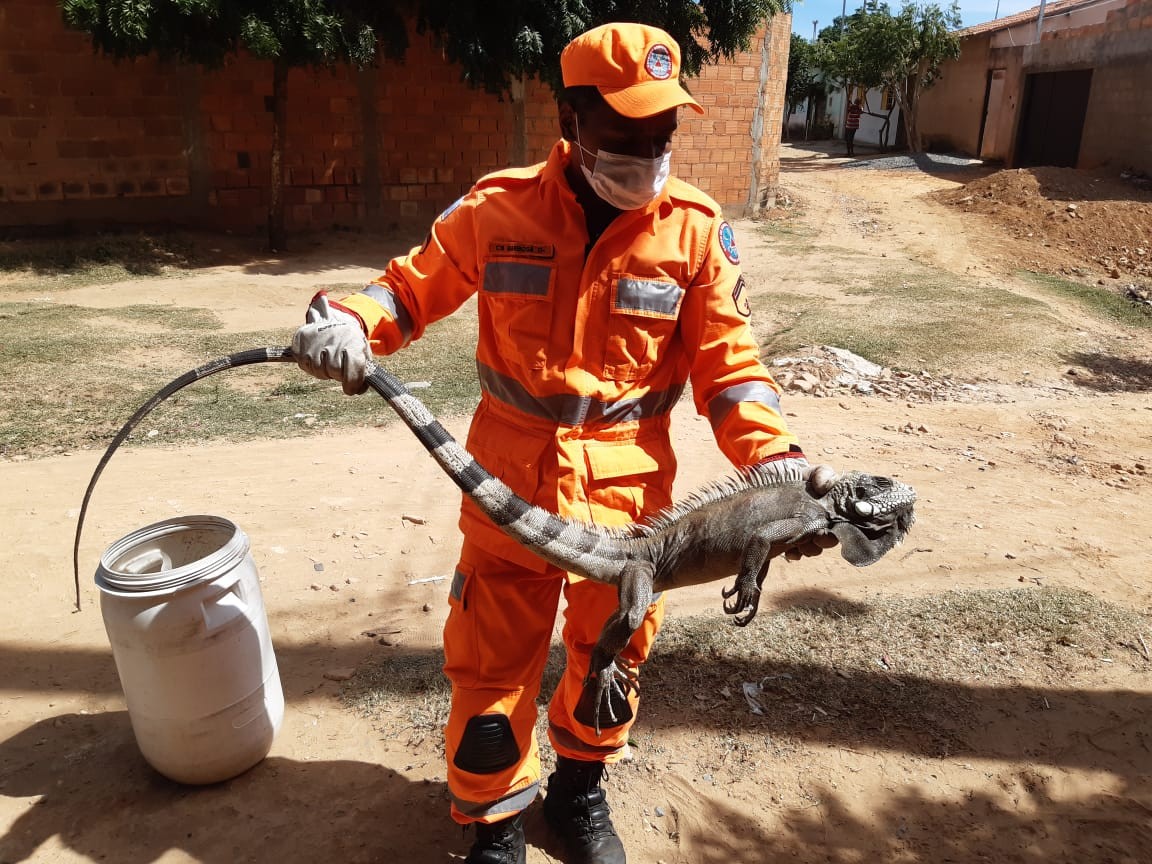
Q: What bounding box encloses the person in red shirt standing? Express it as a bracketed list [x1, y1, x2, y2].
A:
[845, 97, 863, 157]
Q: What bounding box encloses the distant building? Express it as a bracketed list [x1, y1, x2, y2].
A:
[786, 82, 905, 151]
[917, 0, 1152, 173]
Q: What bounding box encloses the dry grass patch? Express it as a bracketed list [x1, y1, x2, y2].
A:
[0, 298, 480, 458]
[341, 587, 1151, 759]
[0, 232, 200, 290]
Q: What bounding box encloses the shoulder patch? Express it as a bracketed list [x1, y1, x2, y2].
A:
[732, 275, 751, 317]
[718, 221, 740, 265]
[437, 196, 464, 223]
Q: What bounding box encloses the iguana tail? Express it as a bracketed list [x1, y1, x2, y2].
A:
[73, 349, 626, 611]
[362, 361, 628, 579]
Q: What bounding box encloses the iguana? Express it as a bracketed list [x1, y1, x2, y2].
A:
[73, 348, 916, 734]
[353, 361, 917, 733]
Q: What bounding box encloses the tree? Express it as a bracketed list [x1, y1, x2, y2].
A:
[414, 0, 790, 96]
[817, 2, 960, 152]
[60, 0, 409, 250]
[784, 32, 821, 139]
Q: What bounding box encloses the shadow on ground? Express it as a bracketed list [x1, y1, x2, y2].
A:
[0, 711, 456, 864]
[0, 227, 427, 282]
[1064, 351, 1152, 392]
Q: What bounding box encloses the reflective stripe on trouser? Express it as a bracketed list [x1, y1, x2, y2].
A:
[443, 540, 664, 824]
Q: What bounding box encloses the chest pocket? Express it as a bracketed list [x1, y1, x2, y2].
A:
[601, 274, 684, 381]
[481, 259, 555, 369]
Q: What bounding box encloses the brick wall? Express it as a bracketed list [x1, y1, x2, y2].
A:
[0, 0, 792, 233]
[1034, 0, 1152, 175]
[916, 0, 1151, 174]
[1041, 0, 1152, 41]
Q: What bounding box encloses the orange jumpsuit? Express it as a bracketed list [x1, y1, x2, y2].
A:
[335, 139, 800, 824]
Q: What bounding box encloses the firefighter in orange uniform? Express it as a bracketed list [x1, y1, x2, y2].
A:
[293, 21, 834, 864]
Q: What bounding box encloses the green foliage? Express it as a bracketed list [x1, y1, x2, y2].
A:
[816, 2, 960, 150]
[785, 32, 822, 114]
[415, 0, 790, 95]
[58, 0, 409, 68]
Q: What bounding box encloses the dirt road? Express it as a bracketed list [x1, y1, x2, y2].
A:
[2, 145, 1149, 863]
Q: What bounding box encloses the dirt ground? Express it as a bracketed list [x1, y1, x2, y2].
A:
[2, 143, 1150, 863]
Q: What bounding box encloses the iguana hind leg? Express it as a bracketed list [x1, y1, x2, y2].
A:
[574, 560, 654, 737]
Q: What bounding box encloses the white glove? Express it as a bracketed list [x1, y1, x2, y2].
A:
[291, 292, 372, 395]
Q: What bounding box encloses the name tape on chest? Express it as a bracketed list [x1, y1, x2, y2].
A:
[489, 241, 556, 260]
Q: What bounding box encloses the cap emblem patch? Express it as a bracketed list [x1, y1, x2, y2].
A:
[718, 221, 740, 264]
[645, 44, 673, 80]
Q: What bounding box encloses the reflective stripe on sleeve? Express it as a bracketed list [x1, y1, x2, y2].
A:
[359, 284, 414, 347]
[707, 381, 783, 430]
[482, 261, 551, 296]
[477, 363, 683, 427]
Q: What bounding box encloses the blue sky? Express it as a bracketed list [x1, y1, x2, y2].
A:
[788, 0, 1040, 37]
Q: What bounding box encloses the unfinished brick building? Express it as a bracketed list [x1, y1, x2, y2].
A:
[0, 0, 793, 234]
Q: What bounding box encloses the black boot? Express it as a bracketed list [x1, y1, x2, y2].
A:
[543, 757, 626, 864]
[464, 811, 526, 864]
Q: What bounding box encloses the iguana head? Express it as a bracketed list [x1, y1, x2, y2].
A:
[820, 471, 917, 567]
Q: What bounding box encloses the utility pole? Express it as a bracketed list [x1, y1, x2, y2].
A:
[841, 0, 847, 33]
[812, 20, 818, 41]
[1036, 0, 1048, 41]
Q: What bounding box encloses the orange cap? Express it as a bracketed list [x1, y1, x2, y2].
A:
[560, 23, 704, 118]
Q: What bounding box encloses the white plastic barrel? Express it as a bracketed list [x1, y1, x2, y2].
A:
[95, 515, 284, 784]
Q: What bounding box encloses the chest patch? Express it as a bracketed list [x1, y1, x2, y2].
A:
[718, 221, 740, 265]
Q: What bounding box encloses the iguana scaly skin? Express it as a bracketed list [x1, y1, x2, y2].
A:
[73, 349, 916, 735]
[362, 360, 917, 733]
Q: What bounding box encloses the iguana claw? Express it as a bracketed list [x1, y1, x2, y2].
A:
[721, 581, 762, 626]
[577, 659, 638, 737]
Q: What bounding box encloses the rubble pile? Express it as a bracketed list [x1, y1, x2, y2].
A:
[770, 346, 1000, 403]
[935, 166, 1152, 282]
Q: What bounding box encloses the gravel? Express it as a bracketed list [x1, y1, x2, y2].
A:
[843, 152, 986, 172]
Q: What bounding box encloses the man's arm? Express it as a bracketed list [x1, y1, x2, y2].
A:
[679, 217, 801, 466]
[679, 216, 836, 560]
[292, 194, 482, 388]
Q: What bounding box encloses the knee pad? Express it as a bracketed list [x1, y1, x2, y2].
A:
[573, 679, 634, 732]
[453, 713, 521, 774]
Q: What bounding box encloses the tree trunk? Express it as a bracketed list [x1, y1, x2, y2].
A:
[268, 59, 289, 252]
[899, 81, 922, 153]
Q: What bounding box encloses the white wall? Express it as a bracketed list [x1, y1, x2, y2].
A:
[784, 83, 902, 150]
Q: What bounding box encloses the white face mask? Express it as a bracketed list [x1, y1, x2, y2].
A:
[574, 116, 671, 211]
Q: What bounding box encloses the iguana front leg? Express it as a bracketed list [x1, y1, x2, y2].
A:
[721, 536, 774, 626]
[574, 560, 655, 737]
[722, 518, 811, 626]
